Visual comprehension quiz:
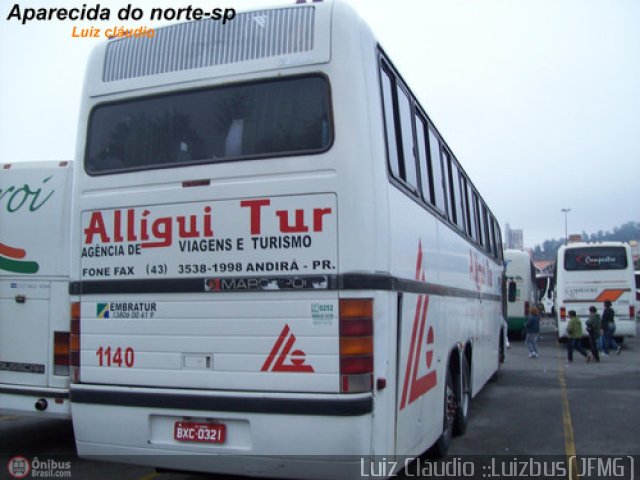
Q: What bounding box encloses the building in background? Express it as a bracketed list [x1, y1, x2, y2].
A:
[568, 234, 583, 243]
[505, 223, 524, 250]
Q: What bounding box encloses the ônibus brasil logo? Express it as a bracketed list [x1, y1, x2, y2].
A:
[0, 242, 39, 274]
[7, 456, 72, 478]
[7, 456, 30, 479]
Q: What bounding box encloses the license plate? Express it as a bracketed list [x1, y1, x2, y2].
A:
[174, 421, 226, 444]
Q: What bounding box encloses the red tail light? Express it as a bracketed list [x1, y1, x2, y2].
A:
[53, 332, 70, 376]
[70, 302, 81, 382]
[560, 306, 566, 322]
[524, 301, 530, 316]
[339, 299, 373, 393]
[630, 305, 636, 319]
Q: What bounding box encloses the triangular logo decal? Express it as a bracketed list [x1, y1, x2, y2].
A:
[261, 324, 314, 373]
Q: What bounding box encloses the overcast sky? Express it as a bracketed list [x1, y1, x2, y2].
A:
[1, 0, 638, 248]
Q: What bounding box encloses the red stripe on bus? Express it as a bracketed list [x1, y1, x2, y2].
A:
[0, 242, 26, 259]
[595, 289, 626, 302]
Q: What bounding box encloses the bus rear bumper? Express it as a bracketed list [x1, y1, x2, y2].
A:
[75, 444, 370, 480]
[613, 320, 637, 338]
[0, 385, 71, 419]
[71, 384, 375, 479]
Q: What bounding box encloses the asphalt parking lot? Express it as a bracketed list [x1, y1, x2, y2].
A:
[2, 321, 639, 479]
[450, 321, 640, 457]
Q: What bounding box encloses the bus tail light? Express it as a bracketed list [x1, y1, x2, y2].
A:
[560, 306, 566, 322]
[53, 332, 70, 376]
[630, 305, 636, 319]
[339, 299, 373, 393]
[524, 301, 530, 316]
[70, 302, 81, 383]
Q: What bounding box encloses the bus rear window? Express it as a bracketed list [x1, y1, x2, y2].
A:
[564, 247, 628, 271]
[85, 75, 332, 174]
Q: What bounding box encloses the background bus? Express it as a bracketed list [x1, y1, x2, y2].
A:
[555, 242, 636, 340]
[504, 249, 537, 338]
[0, 161, 72, 419]
[69, 2, 505, 478]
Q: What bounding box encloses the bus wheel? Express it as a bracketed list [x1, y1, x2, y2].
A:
[453, 357, 470, 436]
[427, 367, 455, 458]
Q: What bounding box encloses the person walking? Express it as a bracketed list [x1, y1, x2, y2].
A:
[566, 310, 591, 363]
[525, 306, 540, 358]
[601, 300, 622, 355]
[585, 306, 601, 362]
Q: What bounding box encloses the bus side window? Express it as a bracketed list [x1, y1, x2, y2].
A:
[493, 217, 503, 261]
[489, 215, 498, 257]
[380, 64, 419, 193]
[415, 113, 433, 204]
[467, 184, 477, 243]
[482, 203, 492, 253]
[427, 127, 447, 213]
[380, 67, 401, 179]
[396, 85, 418, 191]
[461, 175, 473, 238]
[449, 158, 465, 232]
[441, 149, 454, 222]
[472, 191, 483, 247]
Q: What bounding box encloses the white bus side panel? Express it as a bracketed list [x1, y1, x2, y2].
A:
[388, 188, 501, 457]
[0, 161, 72, 418]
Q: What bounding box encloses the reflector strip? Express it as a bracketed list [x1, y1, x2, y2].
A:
[182, 179, 210, 188]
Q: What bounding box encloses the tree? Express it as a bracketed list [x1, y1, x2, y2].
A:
[531, 221, 640, 261]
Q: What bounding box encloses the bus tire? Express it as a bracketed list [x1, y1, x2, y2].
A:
[426, 366, 455, 458]
[453, 357, 470, 436]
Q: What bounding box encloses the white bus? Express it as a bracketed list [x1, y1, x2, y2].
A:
[0, 161, 73, 419]
[69, 2, 505, 478]
[555, 242, 636, 340]
[504, 249, 537, 337]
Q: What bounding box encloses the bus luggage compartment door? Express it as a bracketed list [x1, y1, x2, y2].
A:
[0, 280, 51, 387]
[79, 295, 341, 393]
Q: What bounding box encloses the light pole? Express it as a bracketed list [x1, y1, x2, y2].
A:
[561, 208, 571, 245]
